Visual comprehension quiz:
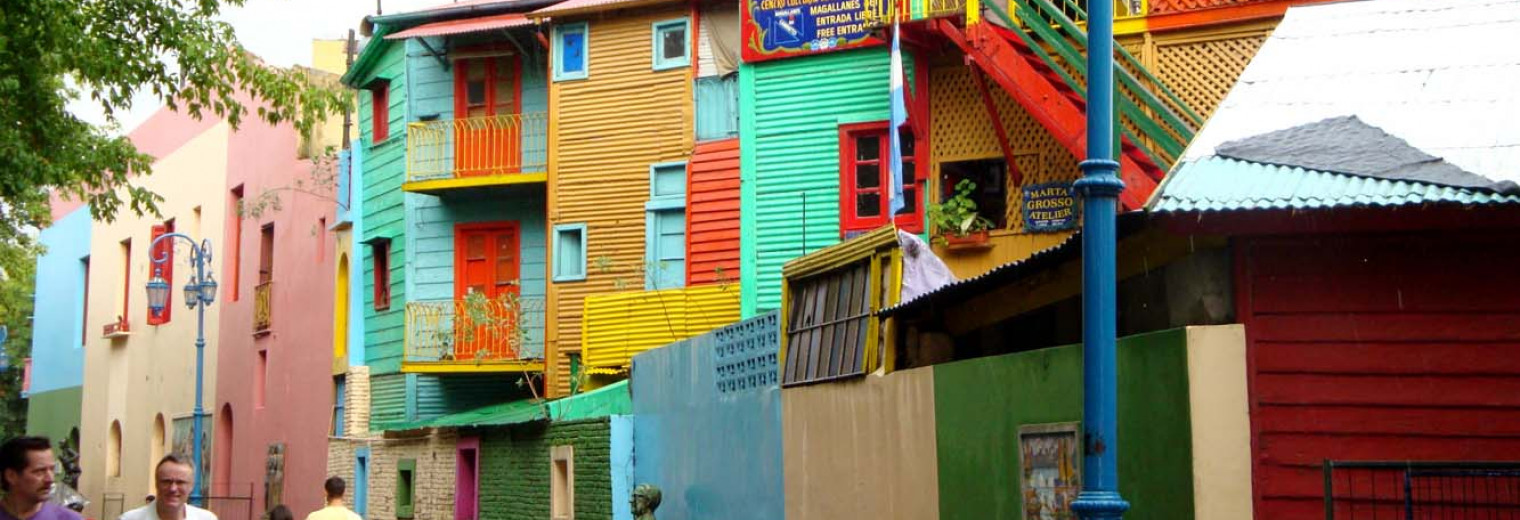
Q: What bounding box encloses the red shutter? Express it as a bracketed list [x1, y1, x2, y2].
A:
[148, 224, 173, 325]
[372, 82, 390, 142]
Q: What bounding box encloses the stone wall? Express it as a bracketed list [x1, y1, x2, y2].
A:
[479, 418, 614, 520]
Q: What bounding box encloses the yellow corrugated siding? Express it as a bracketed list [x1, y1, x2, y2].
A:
[582, 285, 741, 369]
[546, 3, 695, 395]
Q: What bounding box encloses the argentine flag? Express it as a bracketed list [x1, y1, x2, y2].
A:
[888, 21, 908, 216]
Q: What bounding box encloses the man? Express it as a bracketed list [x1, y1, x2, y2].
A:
[302, 477, 359, 520]
[119, 456, 215, 520]
[630, 484, 661, 520]
[0, 436, 82, 520]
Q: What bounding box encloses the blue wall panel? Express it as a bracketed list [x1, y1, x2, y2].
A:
[29, 206, 92, 394]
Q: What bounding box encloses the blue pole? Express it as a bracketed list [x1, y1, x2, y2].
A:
[1069, 0, 1128, 515]
[191, 245, 207, 508]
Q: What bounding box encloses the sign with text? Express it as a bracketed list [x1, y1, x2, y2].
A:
[1021, 182, 1077, 232]
[742, 0, 884, 63]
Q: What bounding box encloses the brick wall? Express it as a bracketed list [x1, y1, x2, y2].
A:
[479, 418, 614, 520]
[325, 367, 457, 520]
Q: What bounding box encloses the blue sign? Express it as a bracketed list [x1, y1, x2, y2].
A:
[743, 0, 883, 62]
[1022, 182, 1077, 232]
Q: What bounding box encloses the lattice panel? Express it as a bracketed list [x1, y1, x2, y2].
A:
[713, 312, 781, 393]
[1150, 0, 1277, 14]
[930, 65, 1079, 234]
[1154, 33, 1268, 121]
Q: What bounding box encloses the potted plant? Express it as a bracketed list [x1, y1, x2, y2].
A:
[927, 179, 995, 247]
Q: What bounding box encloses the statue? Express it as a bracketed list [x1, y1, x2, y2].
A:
[57, 437, 81, 489]
[631, 484, 661, 520]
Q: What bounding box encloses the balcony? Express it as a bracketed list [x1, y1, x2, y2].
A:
[254, 281, 273, 333]
[582, 285, 741, 371]
[402, 295, 546, 373]
[403, 112, 548, 194]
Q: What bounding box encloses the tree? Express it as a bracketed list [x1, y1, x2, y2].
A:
[0, 0, 350, 240]
[0, 248, 36, 440]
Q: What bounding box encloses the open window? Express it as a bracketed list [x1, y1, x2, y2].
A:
[396, 458, 416, 519]
[938, 158, 1009, 231]
[371, 238, 392, 311]
[839, 122, 924, 237]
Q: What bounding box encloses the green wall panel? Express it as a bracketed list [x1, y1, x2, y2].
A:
[359, 40, 409, 374]
[933, 328, 1195, 520]
[25, 386, 82, 443]
[479, 418, 614, 520]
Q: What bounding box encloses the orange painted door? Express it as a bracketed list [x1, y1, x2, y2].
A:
[454, 56, 522, 176]
[454, 222, 521, 361]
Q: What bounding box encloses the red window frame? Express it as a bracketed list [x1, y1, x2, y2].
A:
[148, 220, 174, 325]
[372, 239, 392, 311]
[838, 121, 925, 236]
[452, 54, 523, 119]
[370, 80, 391, 143]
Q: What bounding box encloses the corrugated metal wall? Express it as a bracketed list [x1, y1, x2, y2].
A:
[687, 138, 740, 286]
[581, 285, 740, 369]
[361, 41, 410, 374]
[414, 374, 530, 420]
[548, 4, 695, 395]
[369, 372, 409, 428]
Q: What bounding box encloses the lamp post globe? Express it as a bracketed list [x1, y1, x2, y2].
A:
[199, 275, 218, 305]
[184, 277, 201, 309]
[146, 271, 171, 314]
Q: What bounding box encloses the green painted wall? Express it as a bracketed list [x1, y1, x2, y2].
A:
[479, 418, 614, 520]
[933, 328, 1195, 520]
[738, 48, 920, 317]
[358, 39, 410, 374]
[25, 386, 82, 443]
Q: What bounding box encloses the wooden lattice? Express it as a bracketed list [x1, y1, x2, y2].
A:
[1154, 32, 1268, 121]
[1150, 0, 1277, 14]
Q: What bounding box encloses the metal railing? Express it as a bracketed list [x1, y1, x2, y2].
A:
[406, 112, 548, 182]
[253, 281, 273, 332]
[1324, 460, 1520, 519]
[404, 294, 545, 365]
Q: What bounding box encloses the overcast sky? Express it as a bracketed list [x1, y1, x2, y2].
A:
[69, 0, 443, 134]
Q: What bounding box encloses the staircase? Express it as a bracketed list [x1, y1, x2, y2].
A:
[930, 0, 1203, 210]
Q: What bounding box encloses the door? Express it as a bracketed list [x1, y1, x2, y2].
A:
[454, 222, 521, 361]
[354, 448, 369, 517]
[648, 209, 686, 289]
[454, 55, 522, 176]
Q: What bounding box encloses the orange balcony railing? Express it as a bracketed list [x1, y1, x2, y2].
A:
[405, 112, 548, 185]
[402, 294, 545, 373]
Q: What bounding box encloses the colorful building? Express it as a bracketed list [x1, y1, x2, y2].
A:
[24, 199, 92, 446]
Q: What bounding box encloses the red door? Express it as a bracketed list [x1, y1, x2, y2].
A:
[454, 56, 522, 176]
[454, 222, 521, 361]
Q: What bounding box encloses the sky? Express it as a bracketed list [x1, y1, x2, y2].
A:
[68, 0, 444, 134]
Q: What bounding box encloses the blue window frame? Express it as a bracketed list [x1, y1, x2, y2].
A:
[332, 376, 346, 437]
[354, 447, 370, 516]
[651, 19, 691, 71]
[645, 162, 687, 289]
[553, 223, 588, 282]
[553, 22, 589, 81]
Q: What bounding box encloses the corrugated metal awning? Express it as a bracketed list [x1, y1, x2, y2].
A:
[385, 13, 535, 40]
[530, 0, 674, 18]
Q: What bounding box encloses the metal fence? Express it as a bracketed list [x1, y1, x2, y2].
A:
[101, 493, 125, 520]
[204, 495, 255, 520]
[1324, 461, 1520, 519]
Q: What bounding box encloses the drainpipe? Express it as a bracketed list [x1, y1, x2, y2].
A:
[1069, 0, 1128, 516]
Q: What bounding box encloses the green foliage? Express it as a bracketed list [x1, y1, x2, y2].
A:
[927, 179, 994, 238]
[0, 251, 36, 439]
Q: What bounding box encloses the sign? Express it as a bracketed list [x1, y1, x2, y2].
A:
[1021, 182, 1077, 232]
[741, 0, 884, 63]
[1019, 422, 1081, 520]
[172, 416, 213, 498]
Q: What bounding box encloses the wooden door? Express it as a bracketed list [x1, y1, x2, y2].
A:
[454, 56, 522, 176]
[454, 222, 521, 361]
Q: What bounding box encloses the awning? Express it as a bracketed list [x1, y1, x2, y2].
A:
[385, 13, 535, 40]
[530, 0, 673, 18]
[378, 380, 631, 431]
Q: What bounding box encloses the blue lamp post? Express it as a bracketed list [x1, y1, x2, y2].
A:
[145, 234, 217, 507]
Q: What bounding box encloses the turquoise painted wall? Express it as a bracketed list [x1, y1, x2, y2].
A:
[29, 206, 91, 395]
[407, 34, 549, 175]
[932, 328, 1196, 520]
[359, 39, 409, 374]
[738, 48, 920, 316]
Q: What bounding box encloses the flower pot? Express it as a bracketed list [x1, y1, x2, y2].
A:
[941, 230, 991, 250]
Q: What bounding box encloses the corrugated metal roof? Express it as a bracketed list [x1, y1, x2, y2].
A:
[1152, 157, 1520, 213]
[1155, 0, 1520, 211]
[530, 0, 671, 17]
[385, 13, 534, 40]
[383, 380, 631, 430]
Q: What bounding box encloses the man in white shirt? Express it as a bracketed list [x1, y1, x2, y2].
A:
[119, 456, 217, 520]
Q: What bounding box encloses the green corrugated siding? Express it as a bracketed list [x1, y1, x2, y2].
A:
[740, 48, 915, 315]
[370, 372, 410, 429]
[413, 374, 531, 421]
[360, 41, 409, 374]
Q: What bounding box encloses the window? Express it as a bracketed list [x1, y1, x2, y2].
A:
[368, 79, 391, 142]
[552, 224, 587, 282]
[255, 350, 268, 409]
[371, 239, 392, 310]
[332, 376, 345, 437]
[396, 458, 416, 519]
[652, 19, 690, 71]
[119, 239, 132, 324]
[148, 220, 174, 325]
[80, 256, 90, 346]
[939, 158, 1009, 230]
[317, 217, 326, 263]
[230, 186, 244, 302]
[695, 75, 738, 140]
[455, 55, 520, 118]
[783, 260, 876, 386]
[839, 123, 924, 236]
[553, 22, 589, 81]
[259, 224, 274, 284]
[645, 163, 686, 289]
[550, 445, 574, 520]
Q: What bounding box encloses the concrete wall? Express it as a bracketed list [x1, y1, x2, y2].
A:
[630, 313, 784, 520]
[26, 387, 83, 444]
[479, 418, 617, 520]
[366, 430, 458, 520]
[27, 204, 92, 443]
[1184, 325, 1253, 520]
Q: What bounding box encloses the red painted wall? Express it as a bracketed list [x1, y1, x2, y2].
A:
[214, 92, 337, 514]
[1236, 230, 1520, 518]
[686, 138, 741, 286]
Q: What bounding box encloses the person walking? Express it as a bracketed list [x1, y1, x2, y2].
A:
[119, 456, 216, 520]
[302, 478, 359, 520]
[0, 436, 83, 520]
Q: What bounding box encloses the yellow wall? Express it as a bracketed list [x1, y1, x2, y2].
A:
[581, 285, 739, 369]
[1186, 325, 1254, 520]
[79, 122, 230, 516]
[546, 3, 695, 395]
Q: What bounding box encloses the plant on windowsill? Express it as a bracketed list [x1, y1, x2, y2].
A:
[927, 179, 995, 248]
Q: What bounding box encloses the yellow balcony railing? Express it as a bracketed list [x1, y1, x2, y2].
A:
[582, 285, 741, 370]
[254, 281, 273, 333]
[405, 112, 548, 185]
[402, 294, 546, 373]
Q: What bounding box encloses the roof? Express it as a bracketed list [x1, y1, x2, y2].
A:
[382, 380, 631, 431]
[1151, 0, 1520, 212]
[530, 0, 674, 18]
[1151, 157, 1520, 213]
[385, 13, 534, 40]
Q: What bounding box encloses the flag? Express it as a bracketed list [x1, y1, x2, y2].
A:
[888, 21, 909, 217]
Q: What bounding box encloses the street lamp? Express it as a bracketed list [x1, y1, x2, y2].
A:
[145, 234, 216, 507]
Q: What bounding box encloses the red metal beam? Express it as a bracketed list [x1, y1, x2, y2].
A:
[968, 63, 1022, 186]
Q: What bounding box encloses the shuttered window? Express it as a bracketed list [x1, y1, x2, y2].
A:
[782, 261, 874, 386]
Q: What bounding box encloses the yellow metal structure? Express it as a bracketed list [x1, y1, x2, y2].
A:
[254, 281, 273, 333]
[779, 226, 903, 376]
[404, 112, 548, 192]
[581, 285, 741, 370]
[401, 296, 547, 373]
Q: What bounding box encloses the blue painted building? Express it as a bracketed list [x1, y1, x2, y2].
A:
[25, 204, 92, 446]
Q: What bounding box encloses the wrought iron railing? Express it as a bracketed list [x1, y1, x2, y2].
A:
[1324, 460, 1520, 519]
[254, 281, 273, 332]
[403, 294, 545, 365]
[406, 112, 548, 183]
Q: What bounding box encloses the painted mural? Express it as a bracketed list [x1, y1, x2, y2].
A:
[741, 0, 881, 62]
[1018, 423, 1081, 520]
